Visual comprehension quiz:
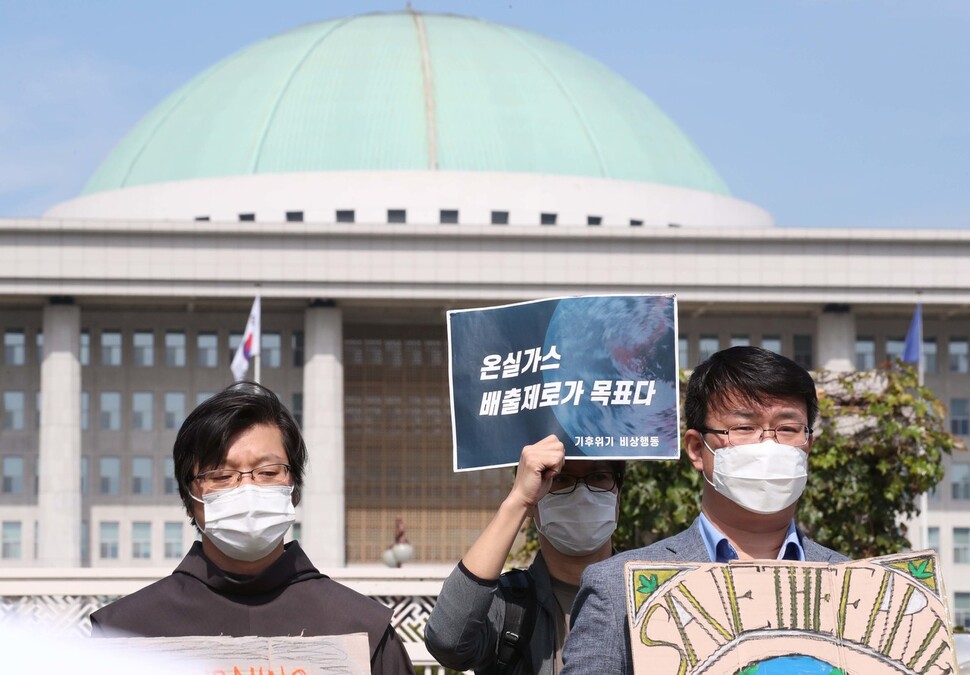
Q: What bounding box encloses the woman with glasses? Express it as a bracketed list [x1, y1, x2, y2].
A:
[90, 381, 413, 675]
[425, 434, 624, 675]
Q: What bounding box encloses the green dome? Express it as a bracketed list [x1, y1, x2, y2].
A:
[83, 11, 729, 196]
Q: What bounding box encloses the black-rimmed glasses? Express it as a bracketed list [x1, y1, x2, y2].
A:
[549, 471, 618, 495]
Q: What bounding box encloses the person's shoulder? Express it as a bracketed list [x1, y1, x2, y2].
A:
[90, 574, 190, 634]
[800, 533, 850, 563]
[298, 576, 394, 624]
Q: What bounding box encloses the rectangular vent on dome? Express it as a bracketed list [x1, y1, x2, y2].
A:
[336, 210, 355, 223]
[587, 216, 602, 226]
[630, 219, 643, 227]
[491, 211, 509, 225]
[440, 210, 459, 224]
[286, 211, 304, 222]
[387, 209, 406, 224]
[540, 213, 557, 226]
[239, 213, 255, 222]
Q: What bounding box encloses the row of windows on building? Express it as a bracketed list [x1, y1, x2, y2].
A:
[678, 333, 970, 374]
[0, 520, 302, 562]
[195, 209, 651, 227]
[1, 390, 303, 433]
[1, 455, 176, 498]
[2, 329, 303, 369]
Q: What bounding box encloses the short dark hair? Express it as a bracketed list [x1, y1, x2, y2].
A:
[174, 381, 307, 523]
[685, 346, 818, 431]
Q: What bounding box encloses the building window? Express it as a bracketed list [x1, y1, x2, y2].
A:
[285, 211, 303, 222]
[956, 528, 970, 564]
[730, 335, 750, 347]
[336, 209, 354, 223]
[440, 209, 459, 224]
[35, 331, 43, 363]
[133, 331, 154, 367]
[101, 330, 122, 366]
[540, 212, 557, 225]
[34, 391, 40, 429]
[132, 522, 152, 560]
[196, 392, 215, 406]
[761, 336, 782, 354]
[630, 219, 643, 226]
[131, 392, 153, 431]
[2, 522, 21, 560]
[165, 331, 186, 367]
[678, 336, 688, 369]
[491, 211, 509, 225]
[3, 329, 25, 365]
[924, 337, 938, 375]
[950, 338, 969, 373]
[99, 456, 121, 496]
[587, 215, 602, 226]
[698, 336, 719, 363]
[793, 334, 813, 369]
[855, 338, 875, 370]
[292, 392, 303, 428]
[81, 456, 88, 495]
[81, 391, 89, 431]
[956, 593, 970, 629]
[164, 457, 177, 495]
[132, 457, 153, 496]
[263, 332, 281, 368]
[164, 392, 186, 430]
[194, 216, 210, 222]
[952, 463, 970, 500]
[886, 337, 905, 362]
[2, 456, 23, 495]
[238, 213, 255, 221]
[197, 332, 218, 368]
[2, 391, 25, 430]
[99, 521, 119, 560]
[164, 521, 184, 559]
[928, 526, 939, 553]
[80, 330, 90, 366]
[292, 331, 304, 367]
[228, 332, 242, 361]
[952, 399, 970, 437]
[387, 209, 406, 224]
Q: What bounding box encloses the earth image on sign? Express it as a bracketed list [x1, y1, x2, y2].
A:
[736, 655, 844, 674]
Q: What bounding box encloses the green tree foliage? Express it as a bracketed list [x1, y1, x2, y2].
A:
[613, 364, 960, 559]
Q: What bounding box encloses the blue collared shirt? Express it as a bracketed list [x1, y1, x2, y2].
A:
[697, 511, 805, 563]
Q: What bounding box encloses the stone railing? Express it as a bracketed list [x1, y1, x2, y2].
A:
[0, 564, 453, 673]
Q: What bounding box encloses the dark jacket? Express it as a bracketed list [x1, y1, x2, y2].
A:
[90, 541, 413, 675]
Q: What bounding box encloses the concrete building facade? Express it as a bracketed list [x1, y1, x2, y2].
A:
[1, 9, 969, 625]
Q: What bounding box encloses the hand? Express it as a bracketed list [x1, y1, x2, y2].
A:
[509, 435, 565, 510]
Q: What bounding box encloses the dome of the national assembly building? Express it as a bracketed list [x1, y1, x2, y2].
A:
[47, 11, 772, 227]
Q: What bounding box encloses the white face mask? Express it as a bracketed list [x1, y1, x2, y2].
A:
[537, 486, 617, 556]
[703, 439, 809, 515]
[197, 483, 296, 562]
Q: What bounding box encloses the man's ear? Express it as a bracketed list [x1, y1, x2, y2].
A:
[684, 429, 706, 472]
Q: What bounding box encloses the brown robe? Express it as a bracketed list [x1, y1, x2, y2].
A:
[90, 541, 413, 675]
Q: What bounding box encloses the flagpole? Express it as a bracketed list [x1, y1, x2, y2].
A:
[255, 351, 261, 385]
[915, 300, 929, 550]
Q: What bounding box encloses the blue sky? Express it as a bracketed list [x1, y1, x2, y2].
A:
[0, 1, 967, 228]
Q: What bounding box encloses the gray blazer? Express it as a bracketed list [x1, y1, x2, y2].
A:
[425, 552, 560, 675]
[560, 518, 848, 675]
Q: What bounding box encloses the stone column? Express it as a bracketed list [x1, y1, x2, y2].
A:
[300, 302, 345, 567]
[818, 304, 856, 372]
[37, 299, 82, 566]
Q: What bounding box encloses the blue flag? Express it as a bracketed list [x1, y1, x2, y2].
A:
[902, 304, 922, 364]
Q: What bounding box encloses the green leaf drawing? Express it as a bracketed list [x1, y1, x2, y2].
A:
[637, 573, 659, 594]
[908, 559, 933, 579]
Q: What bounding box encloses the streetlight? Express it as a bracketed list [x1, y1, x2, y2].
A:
[382, 517, 414, 568]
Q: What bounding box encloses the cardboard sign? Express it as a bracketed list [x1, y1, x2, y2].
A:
[624, 551, 956, 674]
[447, 294, 680, 470]
[117, 634, 371, 675]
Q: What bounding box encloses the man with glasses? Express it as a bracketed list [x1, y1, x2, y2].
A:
[90, 382, 413, 675]
[425, 435, 624, 674]
[562, 346, 848, 674]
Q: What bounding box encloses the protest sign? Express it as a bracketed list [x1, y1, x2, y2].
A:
[624, 551, 956, 674]
[447, 294, 679, 470]
[118, 634, 371, 675]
